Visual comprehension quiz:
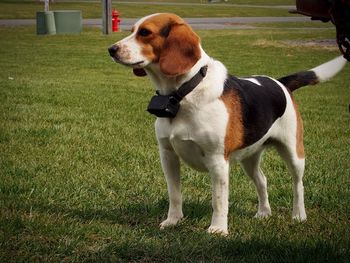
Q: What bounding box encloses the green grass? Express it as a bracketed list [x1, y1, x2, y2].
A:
[0, 0, 295, 4]
[116, 0, 295, 4]
[1, 25, 350, 262]
[0, 1, 298, 19]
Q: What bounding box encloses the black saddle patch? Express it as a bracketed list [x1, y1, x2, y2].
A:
[223, 75, 287, 147]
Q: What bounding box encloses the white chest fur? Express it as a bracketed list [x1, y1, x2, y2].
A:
[155, 98, 228, 172]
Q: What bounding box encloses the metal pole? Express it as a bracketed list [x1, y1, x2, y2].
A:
[44, 0, 49, 12]
[102, 0, 112, 34]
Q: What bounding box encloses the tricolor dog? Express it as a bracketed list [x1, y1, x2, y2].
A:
[108, 13, 347, 235]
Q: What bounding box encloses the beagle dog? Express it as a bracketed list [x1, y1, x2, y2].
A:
[108, 13, 347, 235]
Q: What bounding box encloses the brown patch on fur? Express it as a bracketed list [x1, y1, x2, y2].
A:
[220, 88, 244, 160]
[136, 13, 201, 76]
[292, 98, 305, 159]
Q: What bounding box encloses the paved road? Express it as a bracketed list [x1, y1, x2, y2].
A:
[121, 17, 313, 30]
[0, 16, 314, 30]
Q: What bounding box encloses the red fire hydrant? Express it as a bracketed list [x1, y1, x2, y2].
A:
[112, 9, 121, 32]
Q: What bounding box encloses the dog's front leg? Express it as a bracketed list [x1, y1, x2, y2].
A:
[208, 159, 230, 236]
[158, 139, 183, 229]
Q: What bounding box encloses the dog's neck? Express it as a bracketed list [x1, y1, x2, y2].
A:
[145, 48, 211, 96]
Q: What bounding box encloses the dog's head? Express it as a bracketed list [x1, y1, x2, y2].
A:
[108, 13, 201, 77]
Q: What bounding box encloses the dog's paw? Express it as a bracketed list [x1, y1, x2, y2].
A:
[292, 212, 307, 222]
[159, 216, 183, 230]
[254, 207, 272, 219]
[292, 207, 307, 222]
[207, 225, 228, 236]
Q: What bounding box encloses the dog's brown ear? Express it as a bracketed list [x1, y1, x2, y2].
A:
[159, 22, 201, 76]
[133, 68, 147, 77]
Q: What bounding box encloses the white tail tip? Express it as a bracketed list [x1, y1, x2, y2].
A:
[312, 56, 347, 82]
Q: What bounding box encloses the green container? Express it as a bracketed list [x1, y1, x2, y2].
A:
[36, 11, 56, 35]
[36, 10, 82, 35]
[54, 10, 82, 34]
[45, 11, 56, 35]
[36, 12, 45, 35]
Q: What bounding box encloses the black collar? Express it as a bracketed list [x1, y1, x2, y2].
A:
[166, 65, 208, 103]
[147, 65, 208, 118]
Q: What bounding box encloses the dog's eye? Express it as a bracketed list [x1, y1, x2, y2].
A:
[138, 28, 152, 37]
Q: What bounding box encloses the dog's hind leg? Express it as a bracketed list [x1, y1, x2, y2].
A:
[290, 158, 306, 221]
[158, 139, 184, 229]
[276, 103, 307, 221]
[240, 150, 272, 218]
[276, 142, 307, 221]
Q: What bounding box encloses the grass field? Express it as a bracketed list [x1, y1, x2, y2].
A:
[1, 23, 350, 262]
[0, 0, 295, 4]
[0, 1, 298, 19]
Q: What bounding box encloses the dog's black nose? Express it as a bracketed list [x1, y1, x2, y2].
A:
[108, 45, 119, 56]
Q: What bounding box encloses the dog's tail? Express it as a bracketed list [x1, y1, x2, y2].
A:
[278, 56, 347, 92]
